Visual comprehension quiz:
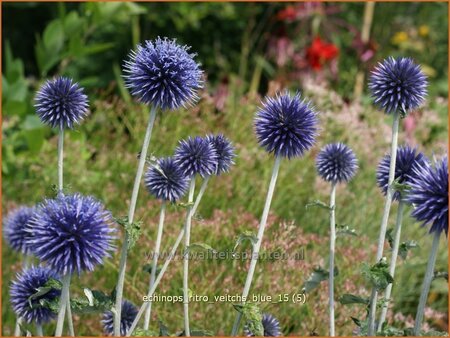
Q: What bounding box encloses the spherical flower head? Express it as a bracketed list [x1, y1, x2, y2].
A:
[255, 91, 318, 159]
[124, 37, 203, 110]
[369, 57, 427, 115]
[3, 206, 37, 255]
[144, 157, 189, 202]
[244, 313, 282, 337]
[407, 156, 448, 236]
[316, 143, 358, 184]
[25, 193, 116, 275]
[174, 136, 218, 178]
[206, 133, 236, 175]
[10, 266, 61, 324]
[102, 300, 138, 336]
[376, 145, 428, 201]
[35, 77, 88, 129]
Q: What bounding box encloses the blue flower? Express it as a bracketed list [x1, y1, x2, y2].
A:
[369, 57, 427, 115]
[376, 145, 428, 201]
[174, 136, 218, 178]
[102, 300, 138, 336]
[316, 143, 358, 184]
[407, 156, 448, 236]
[10, 266, 61, 324]
[206, 134, 236, 175]
[255, 91, 318, 159]
[35, 77, 89, 129]
[244, 313, 282, 337]
[3, 206, 37, 255]
[124, 37, 203, 110]
[25, 193, 116, 275]
[144, 157, 189, 202]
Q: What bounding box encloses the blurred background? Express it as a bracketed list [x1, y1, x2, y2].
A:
[2, 2, 448, 336]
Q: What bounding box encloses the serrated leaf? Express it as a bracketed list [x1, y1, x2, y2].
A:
[233, 231, 257, 252]
[115, 216, 142, 250]
[391, 178, 411, 195]
[336, 224, 358, 237]
[386, 228, 394, 249]
[338, 294, 369, 305]
[27, 277, 62, 308]
[398, 240, 418, 260]
[305, 199, 333, 211]
[361, 259, 393, 291]
[233, 303, 263, 336]
[301, 266, 338, 293]
[185, 243, 217, 255]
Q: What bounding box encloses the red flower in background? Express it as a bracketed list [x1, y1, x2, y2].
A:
[306, 36, 339, 70]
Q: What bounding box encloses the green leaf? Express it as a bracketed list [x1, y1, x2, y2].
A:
[336, 224, 358, 237]
[391, 177, 411, 195]
[142, 264, 161, 276]
[361, 259, 394, 291]
[233, 231, 257, 252]
[115, 216, 142, 250]
[433, 271, 448, 281]
[233, 303, 263, 336]
[386, 228, 394, 249]
[398, 240, 418, 260]
[43, 19, 65, 53]
[158, 320, 170, 336]
[63, 11, 84, 35]
[185, 242, 217, 255]
[338, 293, 369, 305]
[305, 200, 333, 211]
[27, 277, 62, 308]
[69, 289, 114, 314]
[301, 266, 338, 293]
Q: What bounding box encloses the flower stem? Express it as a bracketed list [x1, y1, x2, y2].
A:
[55, 273, 71, 337]
[113, 105, 157, 336]
[143, 201, 167, 330]
[413, 231, 441, 335]
[367, 111, 400, 336]
[66, 292, 75, 336]
[192, 176, 210, 217]
[14, 256, 32, 336]
[377, 200, 405, 331]
[58, 128, 64, 192]
[126, 178, 208, 337]
[13, 317, 22, 337]
[36, 324, 43, 337]
[183, 178, 196, 337]
[231, 155, 282, 336]
[329, 182, 337, 337]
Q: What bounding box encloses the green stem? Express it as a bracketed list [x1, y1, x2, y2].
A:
[231, 156, 281, 336]
[13, 317, 22, 337]
[378, 201, 405, 331]
[66, 293, 75, 336]
[191, 176, 210, 218]
[36, 324, 43, 337]
[413, 231, 441, 335]
[55, 274, 71, 337]
[183, 179, 196, 337]
[329, 182, 337, 337]
[126, 178, 208, 336]
[58, 128, 64, 192]
[367, 111, 400, 335]
[113, 105, 157, 336]
[143, 201, 166, 330]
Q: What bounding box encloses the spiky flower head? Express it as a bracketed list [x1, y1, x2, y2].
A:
[102, 300, 138, 336]
[376, 145, 428, 201]
[35, 77, 88, 129]
[3, 206, 37, 255]
[316, 143, 358, 184]
[174, 136, 218, 178]
[144, 157, 189, 202]
[124, 37, 203, 110]
[10, 266, 60, 324]
[25, 193, 115, 275]
[369, 57, 427, 116]
[255, 91, 318, 159]
[244, 313, 282, 337]
[206, 134, 236, 175]
[407, 156, 448, 236]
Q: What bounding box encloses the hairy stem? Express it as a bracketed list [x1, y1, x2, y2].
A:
[414, 231, 441, 335]
[378, 201, 405, 330]
[231, 156, 281, 336]
[143, 201, 166, 330]
[367, 111, 400, 335]
[113, 105, 157, 336]
[58, 128, 64, 192]
[329, 182, 337, 337]
[55, 273, 71, 337]
[183, 179, 196, 337]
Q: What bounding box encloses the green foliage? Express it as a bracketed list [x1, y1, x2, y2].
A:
[232, 231, 258, 252]
[115, 216, 143, 250]
[338, 293, 369, 305]
[305, 200, 333, 211]
[301, 266, 338, 293]
[361, 259, 394, 291]
[232, 303, 263, 336]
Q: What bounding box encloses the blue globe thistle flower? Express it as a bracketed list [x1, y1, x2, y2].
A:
[174, 136, 218, 178]
[407, 156, 448, 236]
[144, 157, 189, 202]
[35, 77, 89, 129]
[255, 91, 318, 159]
[376, 145, 428, 201]
[3, 206, 37, 255]
[316, 143, 358, 184]
[102, 300, 138, 336]
[369, 57, 427, 115]
[10, 266, 61, 324]
[124, 37, 203, 110]
[25, 193, 115, 275]
[206, 134, 236, 175]
[244, 313, 282, 337]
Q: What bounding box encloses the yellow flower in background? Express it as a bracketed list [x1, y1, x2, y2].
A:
[391, 31, 408, 45]
[419, 25, 429, 37]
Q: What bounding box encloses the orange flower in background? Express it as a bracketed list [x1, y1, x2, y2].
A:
[306, 36, 339, 70]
